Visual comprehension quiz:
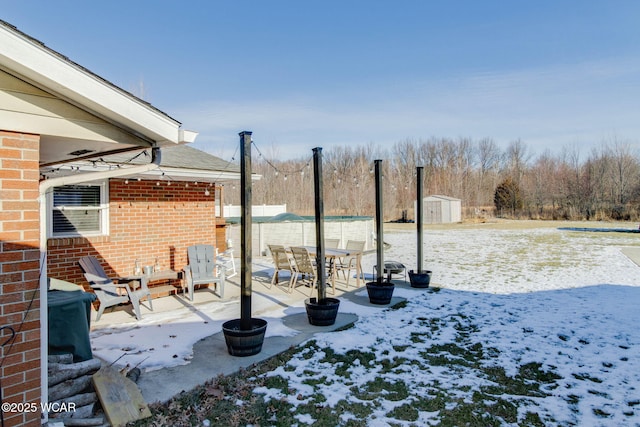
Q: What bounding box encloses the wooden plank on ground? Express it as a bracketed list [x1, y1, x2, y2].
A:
[91, 365, 151, 427]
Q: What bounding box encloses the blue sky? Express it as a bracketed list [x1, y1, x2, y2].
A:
[3, 1, 640, 161]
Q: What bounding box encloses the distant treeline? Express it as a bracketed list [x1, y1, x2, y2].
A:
[221, 137, 640, 222]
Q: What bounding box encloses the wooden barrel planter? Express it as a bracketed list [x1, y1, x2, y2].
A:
[409, 270, 432, 288]
[366, 281, 395, 305]
[222, 318, 268, 357]
[305, 297, 340, 326]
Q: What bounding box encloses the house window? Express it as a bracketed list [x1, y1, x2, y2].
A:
[49, 182, 109, 237]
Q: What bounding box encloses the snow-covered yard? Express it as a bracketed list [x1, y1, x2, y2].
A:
[92, 221, 640, 425]
[254, 222, 640, 426]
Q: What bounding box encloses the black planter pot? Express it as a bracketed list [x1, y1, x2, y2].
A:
[366, 281, 395, 305]
[409, 270, 432, 288]
[305, 297, 340, 326]
[222, 318, 268, 357]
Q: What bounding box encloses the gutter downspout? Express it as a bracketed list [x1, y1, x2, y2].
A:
[38, 146, 161, 421]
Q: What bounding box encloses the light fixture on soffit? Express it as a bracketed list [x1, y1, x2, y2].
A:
[68, 149, 95, 156]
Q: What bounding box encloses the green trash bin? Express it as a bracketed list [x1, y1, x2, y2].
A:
[48, 289, 97, 362]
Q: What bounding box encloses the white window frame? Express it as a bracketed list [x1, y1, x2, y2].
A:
[47, 180, 110, 238]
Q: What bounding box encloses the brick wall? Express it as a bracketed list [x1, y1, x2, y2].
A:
[47, 179, 224, 293]
[0, 131, 42, 427]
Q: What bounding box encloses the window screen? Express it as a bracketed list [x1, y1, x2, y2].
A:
[52, 184, 104, 235]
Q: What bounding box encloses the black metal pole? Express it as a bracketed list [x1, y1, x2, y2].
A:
[239, 131, 252, 330]
[375, 159, 384, 284]
[313, 147, 326, 301]
[416, 166, 424, 272]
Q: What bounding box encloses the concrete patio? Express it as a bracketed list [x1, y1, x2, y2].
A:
[88, 253, 407, 403]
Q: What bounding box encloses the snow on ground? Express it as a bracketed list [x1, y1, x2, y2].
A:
[91, 222, 640, 425]
[260, 224, 640, 425]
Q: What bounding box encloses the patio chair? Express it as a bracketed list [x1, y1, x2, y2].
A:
[267, 244, 296, 290]
[79, 256, 152, 321]
[184, 244, 225, 301]
[216, 239, 237, 278]
[335, 240, 365, 287]
[290, 246, 335, 296]
[325, 238, 340, 249]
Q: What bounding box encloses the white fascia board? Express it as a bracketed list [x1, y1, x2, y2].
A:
[44, 163, 261, 182]
[0, 25, 186, 145]
[180, 130, 199, 144]
[65, 164, 246, 181]
[137, 167, 247, 181]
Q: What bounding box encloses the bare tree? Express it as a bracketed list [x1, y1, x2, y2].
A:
[475, 138, 501, 206]
[606, 139, 639, 206]
[390, 139, 419, 219]
[226, 136, 640, 222]
[501, 139, 531, 184]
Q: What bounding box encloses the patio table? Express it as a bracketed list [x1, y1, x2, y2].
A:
[122, 269, 183, 293]
[300, 246, 363, 288]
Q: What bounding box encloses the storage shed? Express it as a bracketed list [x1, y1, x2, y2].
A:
[416, 195, 462, 224]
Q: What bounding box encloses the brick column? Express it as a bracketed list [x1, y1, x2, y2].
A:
[0, 131, 42, 427]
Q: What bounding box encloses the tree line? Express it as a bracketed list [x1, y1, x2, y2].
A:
[221, 138, 640, 222]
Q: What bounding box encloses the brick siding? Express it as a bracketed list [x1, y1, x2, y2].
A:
[0, 130, 228, 425]
[0, 131, 42, 427]
[47, 179, 225, 297]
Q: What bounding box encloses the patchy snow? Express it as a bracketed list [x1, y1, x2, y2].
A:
[90, 222, 640, 425]
[259, 225, 640, 425]
[258, 284, 639, 425]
